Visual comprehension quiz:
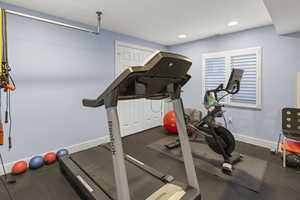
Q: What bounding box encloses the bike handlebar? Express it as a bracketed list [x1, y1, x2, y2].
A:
[206, 80, 240, 104]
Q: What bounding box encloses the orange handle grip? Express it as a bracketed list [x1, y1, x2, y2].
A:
[0, 123, 4, 145]
[4, 84, 15, 91]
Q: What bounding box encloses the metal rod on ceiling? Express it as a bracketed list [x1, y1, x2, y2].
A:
[5, 9, 102, 34]
[96, 11, 102, 34]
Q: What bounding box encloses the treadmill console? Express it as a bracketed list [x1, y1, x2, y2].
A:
[83, 51, 193, 107]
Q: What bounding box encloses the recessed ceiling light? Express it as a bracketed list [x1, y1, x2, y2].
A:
[228, 21, 239, 27]
[178, 34, 187, 39]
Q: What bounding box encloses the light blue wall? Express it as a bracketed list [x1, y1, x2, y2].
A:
[1, 2, 299, 164]
[168, 26, 300, 144]
[0, 2, 165, 163]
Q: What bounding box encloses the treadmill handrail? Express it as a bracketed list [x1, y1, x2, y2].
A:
[83, 98, 104, 107]
[82, 74, 191, 108]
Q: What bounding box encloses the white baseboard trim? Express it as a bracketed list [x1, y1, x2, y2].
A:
[0, 136, 109, 176]
[1, 132, 278, 175]
[233, 133, 277, 150]
[67, 136, 109, 154]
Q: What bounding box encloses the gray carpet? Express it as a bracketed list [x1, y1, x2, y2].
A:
[148, 136, 268, 192]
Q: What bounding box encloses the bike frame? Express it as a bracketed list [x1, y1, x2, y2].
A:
[186, 81, 241, 162]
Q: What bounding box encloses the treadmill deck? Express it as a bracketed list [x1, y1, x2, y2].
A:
[61, 146, 165, 200]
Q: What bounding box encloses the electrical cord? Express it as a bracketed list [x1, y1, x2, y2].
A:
[217, 93, 229, 102]
[222, 114, 227, 128]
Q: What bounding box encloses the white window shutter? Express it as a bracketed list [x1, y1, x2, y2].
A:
[202, 47, 262, 109]
[230, 53, 258, 105]
[203, 57, 226, 101]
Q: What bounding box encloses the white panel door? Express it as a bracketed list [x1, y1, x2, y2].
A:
[115, 41, 163, 136]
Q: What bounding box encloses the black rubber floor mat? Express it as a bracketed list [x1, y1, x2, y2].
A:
[148, 136, 268, 192]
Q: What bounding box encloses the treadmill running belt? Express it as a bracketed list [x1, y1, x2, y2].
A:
[70, 146, 165, 200]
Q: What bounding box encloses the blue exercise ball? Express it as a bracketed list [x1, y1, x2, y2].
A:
[29, 156, 44, 169]
[56, 149, 69, 159]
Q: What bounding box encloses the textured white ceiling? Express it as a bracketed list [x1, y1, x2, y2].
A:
[1, 0, 272, 45]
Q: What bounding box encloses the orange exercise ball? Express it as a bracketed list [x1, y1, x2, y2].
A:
[163, 111, 178, 134]
[44, 152, 57, 164]
[11, 160, 28, 175]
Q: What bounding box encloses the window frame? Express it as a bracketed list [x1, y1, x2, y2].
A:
[202, 47, 262, 109]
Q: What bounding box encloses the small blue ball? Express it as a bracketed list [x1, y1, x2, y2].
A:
[29, 156, 44, 169]
[56, 149, 69, 159]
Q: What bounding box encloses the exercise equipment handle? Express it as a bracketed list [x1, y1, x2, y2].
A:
[4, 84, 15, 91]
[0, 123, 3, 145]
[82, 98, 103, 107]
[224, 81, 240, 95]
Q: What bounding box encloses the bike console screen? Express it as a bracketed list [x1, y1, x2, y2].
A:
[225, 69, 244, 93]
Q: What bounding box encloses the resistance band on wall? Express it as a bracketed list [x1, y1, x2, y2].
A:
[0, 8, 17, 200]
[0, 8, 16, 149]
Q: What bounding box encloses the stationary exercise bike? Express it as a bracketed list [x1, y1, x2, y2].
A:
[166, 69, 244, 175]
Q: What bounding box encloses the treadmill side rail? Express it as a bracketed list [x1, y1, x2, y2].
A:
[59, 156, 111, 200]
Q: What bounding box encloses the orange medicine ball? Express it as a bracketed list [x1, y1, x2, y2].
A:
[44, 152, 57, 164]
[163, 111, 178, 134]
[11, 161, 28, 175]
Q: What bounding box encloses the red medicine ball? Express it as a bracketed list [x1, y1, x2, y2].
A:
[44, 152, 57, 164]
[163, 111, 178, 134]
[12, 161, 28, 175]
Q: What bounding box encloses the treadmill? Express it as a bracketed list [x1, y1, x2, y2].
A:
[59, 51, 201, 200]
